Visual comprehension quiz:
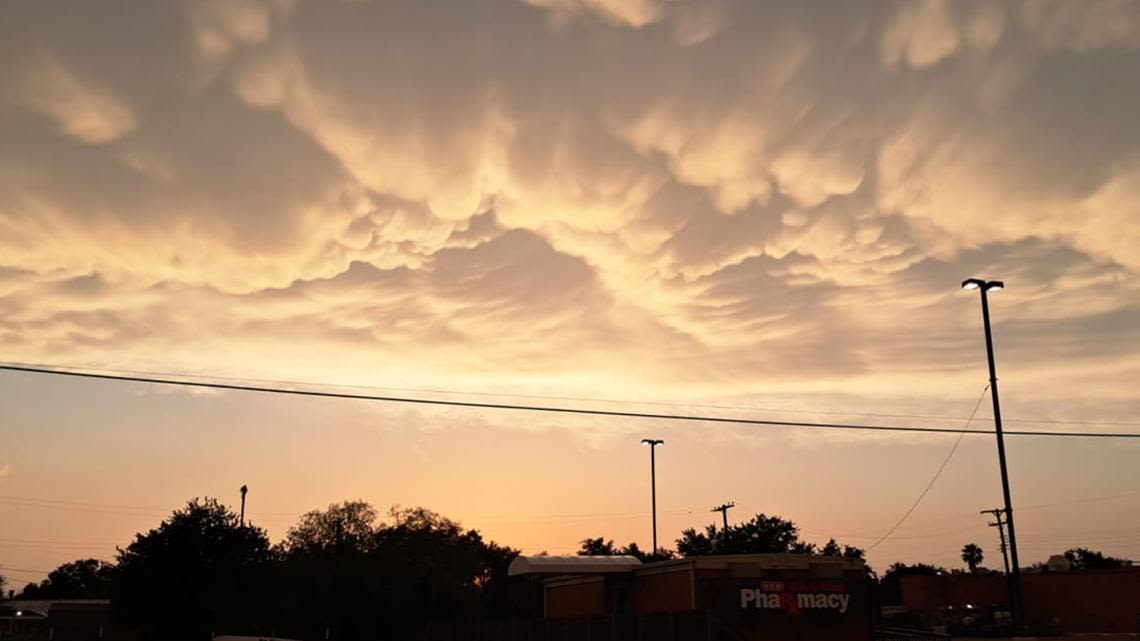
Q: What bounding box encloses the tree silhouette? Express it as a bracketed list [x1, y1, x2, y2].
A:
[113, 498, 275, 641]
[674, 513, 863, 559]
[19, 559, 114, 599]
[277, 502, 379, 639]
[11, 499, 535, 638]
[821, 538, 842, 556]
[276, 504, 525, 639]
[791, 541, 817, 554]
[878, 562, 947, 605]
[961, 543, 985, 572]
[576, 538, 674, 561]
[1063, 547, 1130, 569]
[621, 542, 676, 562]
[282, 500, 379, 555]
[578, 537, 618, 555]
[371, 507, 521, 635]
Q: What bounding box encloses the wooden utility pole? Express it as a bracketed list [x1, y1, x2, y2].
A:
[711, 502, 735, 531]
[981, 508, 1011, 576]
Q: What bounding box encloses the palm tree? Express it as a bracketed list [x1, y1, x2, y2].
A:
[962, 543, 985, 572]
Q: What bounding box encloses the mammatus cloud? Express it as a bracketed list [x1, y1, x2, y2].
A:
[182, 0, 294, 62]
[14, 57, 136, 144]
[879, 0, 964, 69]
[0, 0, 1137, 419]
[522, 0, 665, 28]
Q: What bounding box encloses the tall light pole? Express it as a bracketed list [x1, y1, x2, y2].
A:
[962, 277, 1023, 629]
[641, 438, 664, 554]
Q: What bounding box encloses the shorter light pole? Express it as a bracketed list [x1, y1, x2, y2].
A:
[641, 439, 664, 554]
[239, 485, 248, 527]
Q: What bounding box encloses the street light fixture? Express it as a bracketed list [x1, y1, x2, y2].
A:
[961, 278, 1003, 292]
[641, 438, 664, 554]
[961, 276, 1022, 629]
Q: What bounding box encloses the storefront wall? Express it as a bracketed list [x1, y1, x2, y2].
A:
[902, 569, 1140, 633]
[546, 578, 606, 618]
[632, 570, 693, 614]
[542, 556, 872, 641]
[695, 567, 871, 641]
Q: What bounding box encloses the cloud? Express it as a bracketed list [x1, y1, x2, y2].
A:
[1019, 0, 1140, 53]
[0, 0, 1137, 425]
[181, 0, 293, 61]
[14, 57, 136, 144]
[669, 1, 730, 46]
[880, 0, 961, 69]
[522, 0, 665, 28]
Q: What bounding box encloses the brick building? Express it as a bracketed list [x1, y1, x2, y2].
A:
[491, 553, 872, 641]
[0, 599, 138, 641]
[901, 567, 1140, 634]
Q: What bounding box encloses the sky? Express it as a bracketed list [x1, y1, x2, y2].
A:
[2, 0, 1140, 589]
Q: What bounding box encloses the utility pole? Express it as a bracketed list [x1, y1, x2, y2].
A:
[711, 502, 735, 532]
[641, 439, 664, 554]
[981, 508, 1011, 576]
[962, 278, 1023, 630]
[239, 485, 248, 527]
[982, 507, 1014, 628]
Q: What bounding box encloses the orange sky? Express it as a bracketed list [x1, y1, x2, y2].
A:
[2, 0, 1140, 590]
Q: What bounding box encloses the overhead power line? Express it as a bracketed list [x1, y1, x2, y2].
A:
[0, 566, 52, 575]
[3, 364, 1140, 439]
[0, 491, 702, 527]
[6, 360, 1139, 428]
[865, 385, 990, 552]
[0, 493, 298, 518]
[1021, 490, 1140, 512]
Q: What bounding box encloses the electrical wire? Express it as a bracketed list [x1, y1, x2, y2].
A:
[1020, 490, 1140, 512]
[0, 566, 52, 575]
[3, 364, 1139, 439]
[5, 360, 1138, 428]
[0, 493, 704, 526]
[0, 494, 300, 518]
[865, 385, 991, 552]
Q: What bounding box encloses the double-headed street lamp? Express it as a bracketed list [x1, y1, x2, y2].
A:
[962, 277, 1023, 629]
[641, 438, 664, 554]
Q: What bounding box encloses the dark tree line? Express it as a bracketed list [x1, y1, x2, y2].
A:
[580, 513, 865, 560]
[1062, 547, 1130, 570]
[17, 558, 115, 599]
[14, 498, 529, 640]
[576, 537, 670, 561]
[877, 562, 947, 605]
[10, 500, 1133, 639]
